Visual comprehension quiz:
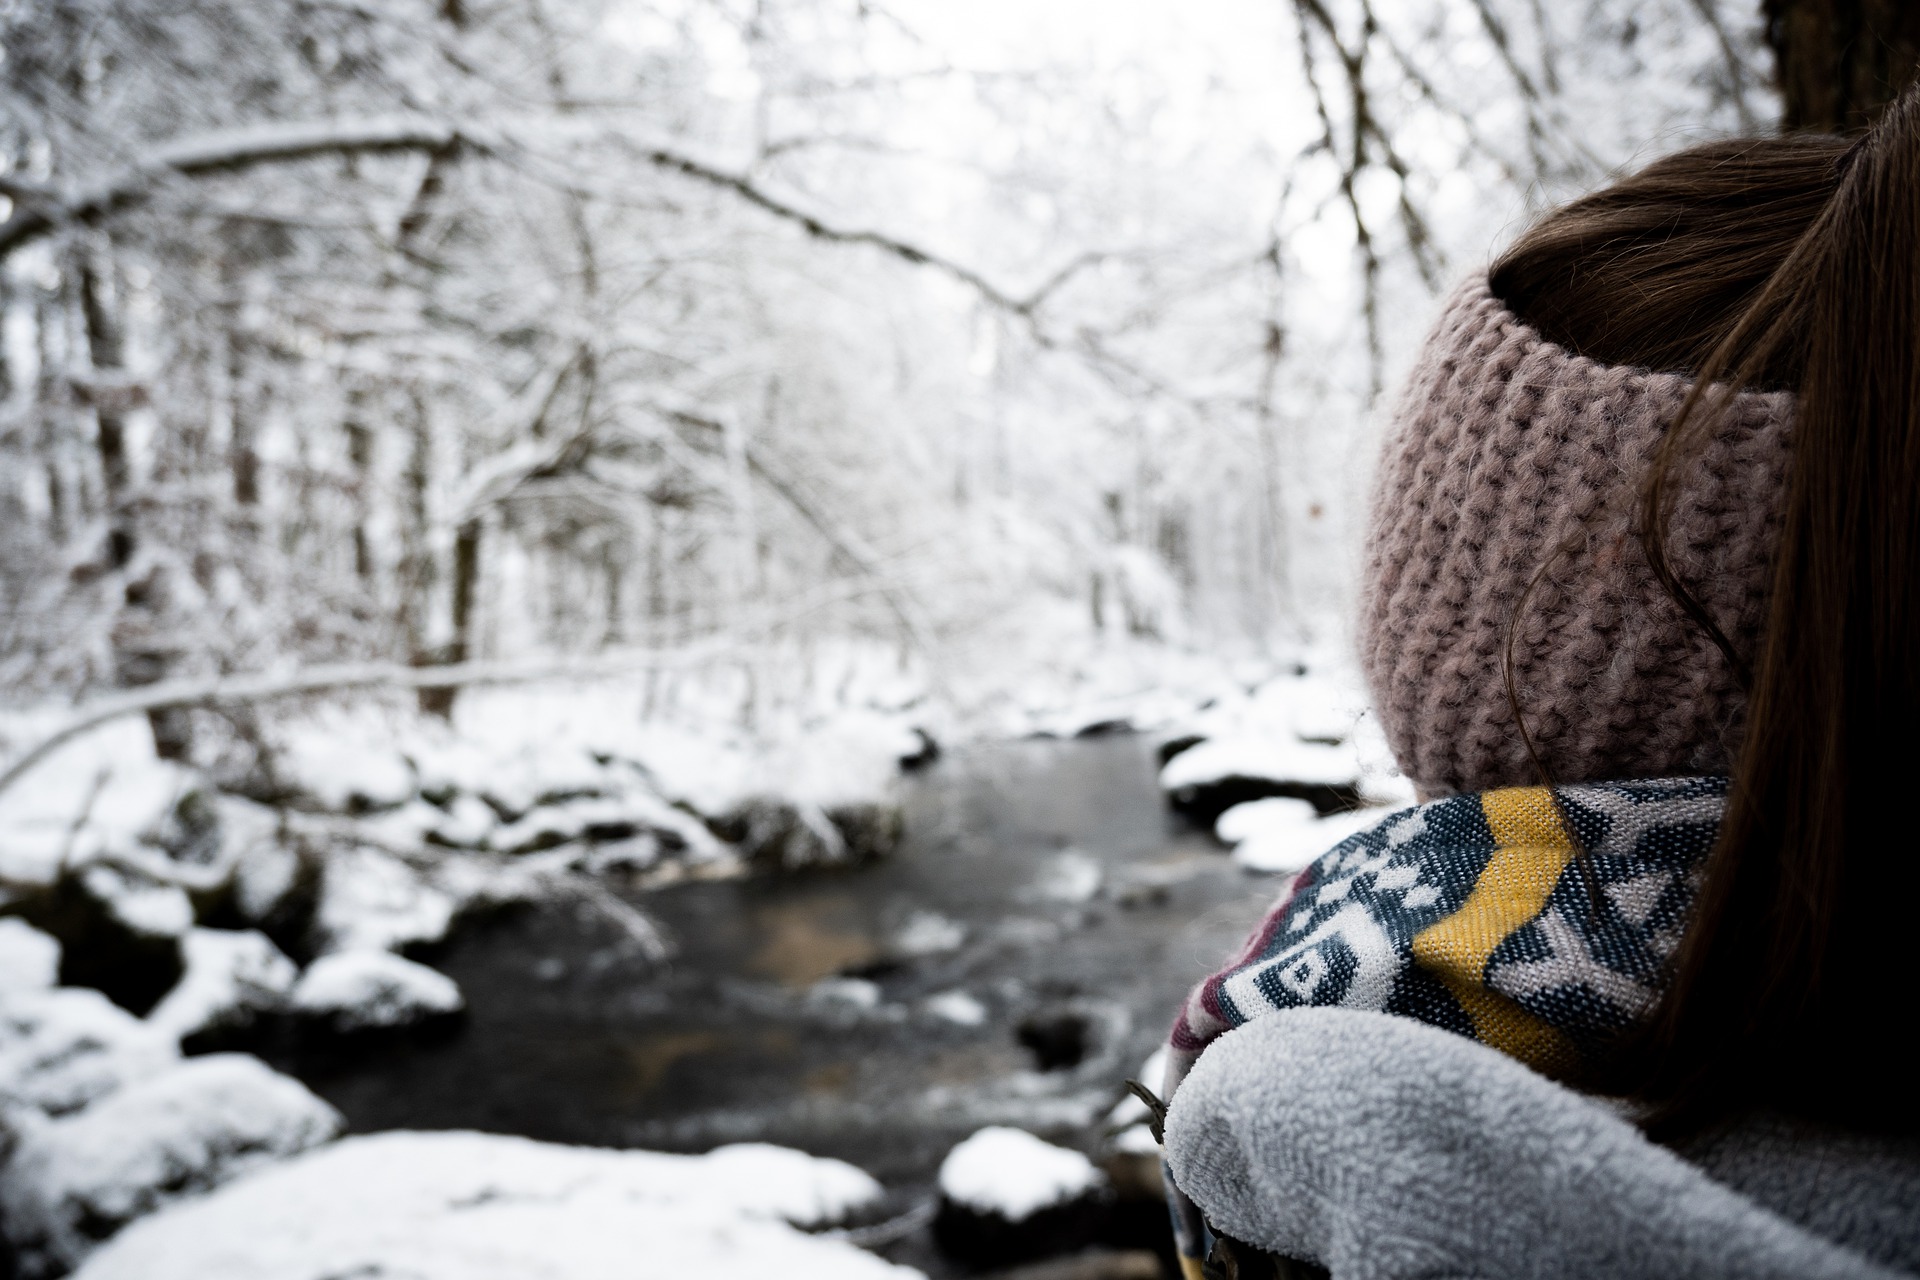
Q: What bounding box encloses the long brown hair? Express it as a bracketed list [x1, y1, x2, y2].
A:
[1489, 84, 1920, 1133]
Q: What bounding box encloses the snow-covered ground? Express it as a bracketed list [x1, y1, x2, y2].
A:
[70, 1132, 918, 1280]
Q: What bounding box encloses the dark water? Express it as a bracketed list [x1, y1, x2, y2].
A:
[281, 735, 1275, 1260]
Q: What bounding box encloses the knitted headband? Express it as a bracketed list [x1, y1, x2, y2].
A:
[1359, 274, 1795, 798]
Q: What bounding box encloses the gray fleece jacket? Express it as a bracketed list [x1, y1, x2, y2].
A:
[1163, 1008, 1920, 1279]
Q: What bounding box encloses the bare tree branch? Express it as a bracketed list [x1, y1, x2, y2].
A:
[0, 116, 465, 255]
[1, 114, 1101, 325]
[1686, 0, 1760, 131]
[647, 400, 938, 657]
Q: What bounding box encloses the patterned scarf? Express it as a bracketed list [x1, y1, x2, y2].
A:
[1161, 777, 1728, 1277]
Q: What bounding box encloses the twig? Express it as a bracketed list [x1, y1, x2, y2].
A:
[556, 872, 675, 962]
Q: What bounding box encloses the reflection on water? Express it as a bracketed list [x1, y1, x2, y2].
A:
[748, 897, 883, 987]
[276, 735, 1275, 1194]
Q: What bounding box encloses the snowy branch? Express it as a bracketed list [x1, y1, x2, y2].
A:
[0, 116, 466, 255]
[0, 114, 1100, 318]
[629, 145, 1099, 315]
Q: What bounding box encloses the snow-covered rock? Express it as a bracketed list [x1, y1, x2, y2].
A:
[1158, 727, 1367, 826]
[924, 990, 988, 1027]
[1030, 850, 1102, 904]
[68, 1131, 916, 1280]
[0, 919, 59, 993]
[939, 1127, 1104, 1220]
[0, 725, 196, 891]
[77, 864, 194, 938]
[314, 846, 455, 954]
[276, 711, 416, 812]
[1, 1053, 341, 1274]
[0, 987, 176, 1117]
[494, 795, 669, 856]
[226, 804, 306, 924]
[720, 795, 899, 871]
[428, 793, 499, 849]
[291, 950, 463, 1032]
[1159, 735, 1357, 793]
[933, 1127, 1109, 1268]
[892, 909, 966, 957]
[1215, 798, 1385, 874]
[146, 929, 298, 1044]
[808, 976, 882, 1010]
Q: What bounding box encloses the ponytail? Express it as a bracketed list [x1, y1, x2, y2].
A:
[1488, 80, 1920, 1132]
[1632, 83, 1920, 1132]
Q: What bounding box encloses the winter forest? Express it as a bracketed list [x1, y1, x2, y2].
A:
[0, 1, 1869, 1277]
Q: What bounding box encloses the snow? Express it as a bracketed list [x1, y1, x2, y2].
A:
[489, 792, 717, 859]
[230, 820, 303, 921]
[766, 711, 920, 809]
[79, 863, 195, 936]
[1110, 1123, 1160, 1155]
[314, 846, 457, 954]
[0, 719, 196, 887]
[291, 950, 464, 1030]
[0, 1053, 341, 1274]
[69, 1131, 917, 1280]
[1031, 850, 1102, 903]
[1105, 1047, 1171, 1128]
[809, 976, 882, 1010]
[275, 708, 417, 811]
[1216, 799, 1388, 874]
[0, 986, 177, 1117]
[1159, 734, 1357, 792]
[893, 909, 966, 957]
[1150, 662, 1416, 808]
[431, 793, 499, 848]
[938, 1126, 1104, 1220]
[924, 990, 988, 1026]
[0, 918, 59, 992]
[146, 928, 298, 1043]
[1215, 796, 1318, 845]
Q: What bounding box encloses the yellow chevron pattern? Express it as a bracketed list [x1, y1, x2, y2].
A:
[1409, 786, 1578, 1074]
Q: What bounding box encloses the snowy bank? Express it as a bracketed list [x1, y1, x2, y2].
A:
[1151, 659, 1412, 829]
[69, 1131, 918, 1280]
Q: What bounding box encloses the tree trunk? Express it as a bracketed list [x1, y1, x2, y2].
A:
[0, 273, 12, 408]
[228, 330, 259, 506]
[1766, 0, 1920, 131]
[79, 252, 133, 569]
[36, 285, 73, 542]
[345, 394, 375, 581]
[82, 248, 191, 761]
[418, 516, 480, 719]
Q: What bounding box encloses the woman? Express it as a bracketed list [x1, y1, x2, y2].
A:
[1156, 82, 1920, 1279]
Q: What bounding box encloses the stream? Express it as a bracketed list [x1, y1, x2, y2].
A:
[272, 734, 1278, 1273]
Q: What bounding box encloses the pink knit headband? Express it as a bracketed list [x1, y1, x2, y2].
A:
[1359, 274, 1795, 798]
